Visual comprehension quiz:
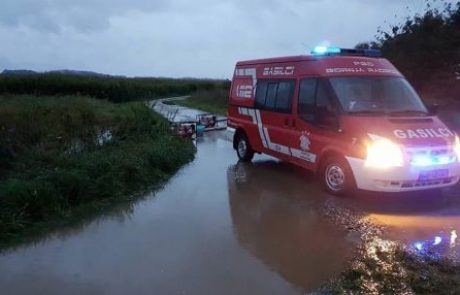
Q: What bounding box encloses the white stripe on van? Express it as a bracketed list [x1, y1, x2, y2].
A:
[290, 148, 317, 163]
[237, 107, 294, 154]
[263, 127, 291, 156]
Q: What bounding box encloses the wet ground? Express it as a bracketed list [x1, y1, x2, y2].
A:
[151, 97, 226, 123]
[1, 102, 460, 294]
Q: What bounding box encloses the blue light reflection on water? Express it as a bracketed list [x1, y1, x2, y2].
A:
[411, 230, 458, 259]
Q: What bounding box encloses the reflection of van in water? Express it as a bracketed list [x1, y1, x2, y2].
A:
[227, 47, 460, 195]
[227, 162, 352, 292]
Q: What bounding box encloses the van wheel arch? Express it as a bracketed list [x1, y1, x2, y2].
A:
[233, 129, 254, 162]
[318, 151, 357, 196]
[233, 129, 247, 150]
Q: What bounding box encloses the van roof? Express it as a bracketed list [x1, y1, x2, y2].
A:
[236, 55, 383, 66]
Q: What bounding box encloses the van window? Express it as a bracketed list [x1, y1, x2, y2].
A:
[329, 77, 428, 114]
[255, 80, 295, 113]
[275, 81, 295, 112]
[316, 80, 335, 111]
[299, 79, 338, 125]
[255, 81, 268, 107]
[298, 79, 318, 121]
[265, 83, 278, 109]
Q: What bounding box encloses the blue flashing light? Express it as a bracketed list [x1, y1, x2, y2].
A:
[311, 46, 382, 57]
[312, 46, 341, 55]
[412, 155, 434, 167]
[433, 236, 442, 246]
[438, 156, 452, 165]
[414, 241, 424, 251]
[411, 155, 455, 167]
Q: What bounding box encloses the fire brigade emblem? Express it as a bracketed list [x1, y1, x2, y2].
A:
[300, 132, 311, 151]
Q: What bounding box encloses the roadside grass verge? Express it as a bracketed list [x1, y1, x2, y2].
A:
[0, 95, 195, 249]
[177, 89, 228, 115]
[329, 239, 460, 294]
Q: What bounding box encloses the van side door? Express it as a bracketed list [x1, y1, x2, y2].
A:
[255, 79, 296, 161]
[292, 78, 341, 169]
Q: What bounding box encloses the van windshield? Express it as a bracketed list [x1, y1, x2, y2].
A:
[329, 77, 428, 115]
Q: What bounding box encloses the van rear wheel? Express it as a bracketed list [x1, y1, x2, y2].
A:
[236, 133, 254, 162]
[321, 156, 356, 196]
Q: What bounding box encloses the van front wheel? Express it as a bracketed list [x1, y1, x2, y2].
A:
[235, 133, 254, 162]
[321, 156, 356, 196]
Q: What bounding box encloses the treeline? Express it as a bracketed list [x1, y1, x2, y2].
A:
[0, 73, 231, 102]
[356, 1, 460, 101]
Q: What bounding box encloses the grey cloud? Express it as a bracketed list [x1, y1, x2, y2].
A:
[0, 0, 457, 78]
[0, 0, 170, 32]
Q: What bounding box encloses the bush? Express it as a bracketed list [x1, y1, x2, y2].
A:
[0, 95, 195, 245]
[178, 86, 230, 115]
[356, 1, 460, 101]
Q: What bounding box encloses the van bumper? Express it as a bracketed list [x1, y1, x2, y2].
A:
[346, 157, 460, 192]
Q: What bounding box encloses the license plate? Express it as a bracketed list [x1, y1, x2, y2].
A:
[418, 169, 449, 181]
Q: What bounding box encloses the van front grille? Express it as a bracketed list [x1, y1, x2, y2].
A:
[405, 146, 457, 166]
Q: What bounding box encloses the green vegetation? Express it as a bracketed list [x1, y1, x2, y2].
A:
[0, 95, 195, 248]
[0, 74, 226, 103]
[356, 1, 460, 102]
[176, 86, 229, 115]
[329, 239, 460, 294]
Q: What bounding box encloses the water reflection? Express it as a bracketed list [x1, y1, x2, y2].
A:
[340, 186, 460, 261]
[227, 161, 354, 292]
[1, 194, 139, 254]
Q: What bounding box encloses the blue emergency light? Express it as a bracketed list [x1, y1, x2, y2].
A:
[411, 154, 455, 167]
[311, 46, 382, 57]
[312, 46, 342, 55]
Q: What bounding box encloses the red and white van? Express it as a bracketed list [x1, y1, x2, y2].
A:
[227, 47, 460, 195]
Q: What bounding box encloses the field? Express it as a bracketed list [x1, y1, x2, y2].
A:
[0, 95, 195, 248]
[176, 88, 229, 115]
[0, 74, 227, 103]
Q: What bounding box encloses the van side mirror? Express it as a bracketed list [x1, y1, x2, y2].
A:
[428, 103, 439, 115]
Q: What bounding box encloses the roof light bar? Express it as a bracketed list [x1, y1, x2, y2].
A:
[312, 46, 341, 55]
[311, 46, 382, 57]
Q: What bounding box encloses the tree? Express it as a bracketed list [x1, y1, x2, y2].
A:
[357, 1, 460, 100]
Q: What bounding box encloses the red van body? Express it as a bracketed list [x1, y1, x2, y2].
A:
[227, 49, 460, 194]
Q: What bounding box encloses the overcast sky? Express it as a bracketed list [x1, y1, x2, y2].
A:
[0, 0, 455, 78]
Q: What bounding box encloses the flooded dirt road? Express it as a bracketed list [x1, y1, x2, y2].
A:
[0, 131, 354, 295]
[1, 103, 460, 294]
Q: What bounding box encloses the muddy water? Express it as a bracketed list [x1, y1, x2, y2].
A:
[336, 188, 460, 260]
[3, 99, 460, 294]
[0, 131, 354, 295]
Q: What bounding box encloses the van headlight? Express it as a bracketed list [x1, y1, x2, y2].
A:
[455, 136, 460, 160]
[365, 138, 404, 168]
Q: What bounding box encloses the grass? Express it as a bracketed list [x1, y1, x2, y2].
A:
[0, 73, 228, 103]
[329, 239, 460, 294]
[177, 89, 228, 115]
[0, 95, 195, 249]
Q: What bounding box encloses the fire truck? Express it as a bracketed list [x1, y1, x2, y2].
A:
[227, 47, 460, 195]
